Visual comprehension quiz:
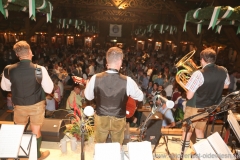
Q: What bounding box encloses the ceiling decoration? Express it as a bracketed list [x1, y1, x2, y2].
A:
[133, 24, 178, 37]
[52, 0, 176, 24]
[58, 0, 171, 10]
[78, 9, 153, 24]
[0, 0, 53, 22]
[184, 6, 240, 34]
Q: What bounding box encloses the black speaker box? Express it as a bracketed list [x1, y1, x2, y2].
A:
[140, 111, 162, 145]
[27, 118, 66, 142]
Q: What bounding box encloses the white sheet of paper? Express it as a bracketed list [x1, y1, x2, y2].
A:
[94, 142, 121, 160]
[18, 134, 32, 156]
[207, 132, 235, 160]
[127, 141, 153, 160]
[18, 134, 37, 160]
[0, 124, 25, 158]
[193, 139, 219, 160]
[228, 110, 240, 142]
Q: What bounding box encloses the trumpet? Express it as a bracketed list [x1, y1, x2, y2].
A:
[175, 50, 201, 91]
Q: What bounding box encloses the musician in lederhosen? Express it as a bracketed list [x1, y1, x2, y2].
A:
[84, 47, 143, 144]
[1, 41, 53, 160]
[180, 48, 230, 155]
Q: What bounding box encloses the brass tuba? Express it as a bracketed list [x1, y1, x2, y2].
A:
[175, 50, 201, 91]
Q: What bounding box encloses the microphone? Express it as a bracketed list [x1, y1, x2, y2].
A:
[154, 94, 174, 109]
[83, 106, 94, 117]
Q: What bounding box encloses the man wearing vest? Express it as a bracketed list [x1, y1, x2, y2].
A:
[84, 47, 143, 144]
[1, 41, 53, 160]
[180, 48, 230, 156]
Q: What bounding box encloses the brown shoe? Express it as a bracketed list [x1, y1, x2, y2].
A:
[38, 150, 50, 160]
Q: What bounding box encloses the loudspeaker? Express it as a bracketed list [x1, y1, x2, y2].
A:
[140, 111, 162, 145]
[27, 118, 66, 142]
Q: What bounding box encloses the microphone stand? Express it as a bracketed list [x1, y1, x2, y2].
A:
[138, 109, 155, 142]
[177, 102, 240, 160]
[80, 115, 87, 160]
[176, 110, 209, 160]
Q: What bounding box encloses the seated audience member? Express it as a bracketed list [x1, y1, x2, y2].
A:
[171, 84, 181, 102]
[173, 92, 187, 127]
[154, 91, 175, 128]
[66, 84, 85, 113]
[53, 80, 61, 109]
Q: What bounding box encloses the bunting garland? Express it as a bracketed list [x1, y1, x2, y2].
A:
[46, 1, 52, 23]
[184, 6, 240, 34]
[29, 0, 36, 21]
[0, 0, 6, 18]
[0, 0, 53, 22]
[208, 6, 221, 29]
[134, 24, 177, 36]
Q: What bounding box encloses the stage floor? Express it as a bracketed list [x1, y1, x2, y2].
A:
[40, 136, 197, 160]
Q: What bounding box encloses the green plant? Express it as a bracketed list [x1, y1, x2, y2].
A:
[64, 110, 94, 141]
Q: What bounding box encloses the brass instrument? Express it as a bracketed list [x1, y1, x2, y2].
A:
[175, 50, 201, 91]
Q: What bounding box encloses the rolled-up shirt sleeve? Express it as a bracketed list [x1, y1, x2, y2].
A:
[41, 66, 54, 94]
[84, 75, 96, 100]
[1, 73, 11, 91]
[126, 77, 143, 101]
[225, 73, 230, 85]
[185, 70, 204, 93]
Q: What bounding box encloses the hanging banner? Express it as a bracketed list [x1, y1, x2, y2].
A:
[109, 24, 122, 37]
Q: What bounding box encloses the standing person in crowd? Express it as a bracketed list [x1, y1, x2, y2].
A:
[1, 41, 53, 160]
[156, 91, 175, 128]
[180, 48, 230, 156]
[84, 47, 143, 144]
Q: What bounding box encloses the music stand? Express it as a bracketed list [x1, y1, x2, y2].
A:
[18, 132, 33, 158]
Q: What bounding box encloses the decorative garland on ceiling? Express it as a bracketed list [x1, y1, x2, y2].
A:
[183, 6, 240, 34]
[57, 18, 98, 33]
[133, 24, 177, 36]
[0, 0, 53, 22]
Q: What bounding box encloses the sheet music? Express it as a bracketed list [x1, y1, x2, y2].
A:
[228, 110, 240, 142]
[0, 124, 25, 158]
[127, 141, 153, 160]
[193, 139, 219, 160]
[94, 143, 121, 160]
[207, 132, 235, 160]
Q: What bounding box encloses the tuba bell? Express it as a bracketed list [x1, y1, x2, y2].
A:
[175, 50, 201, 91]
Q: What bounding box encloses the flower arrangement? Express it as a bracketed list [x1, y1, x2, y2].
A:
[64, 108, 94, 141]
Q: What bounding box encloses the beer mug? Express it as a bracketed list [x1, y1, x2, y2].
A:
[70, 137, 77, 151]
[59, 138, 67, 153]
